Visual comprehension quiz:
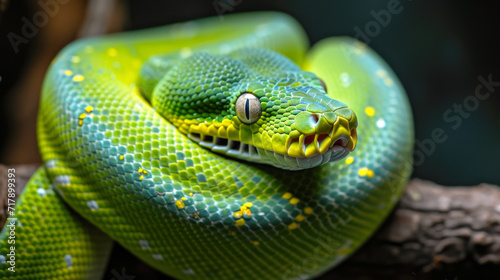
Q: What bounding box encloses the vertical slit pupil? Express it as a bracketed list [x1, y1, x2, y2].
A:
[245, 98, 250, 120]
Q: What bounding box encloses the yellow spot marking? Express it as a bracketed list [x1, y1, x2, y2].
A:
[358, 167, 374, 177]
[189, 192, 193, 196]
[367, 169, 374, 178]
[384, 78, 393, 86]
[107, 48, 117, 57]
[85, 106, 94, 113]
[175, 200, 185, 209]
[282, 192, 292, 199]
[304, 207, 313, 215]
[345, 157, 354, 165]
[231, 231, 236, 236]
[289, 198, 299, 205]
[143, 170, 148, 174]
[139, 175, 144, 180]
[243, 202, 253, 208]
[365, 107, 375, 117]
[244, 209, 252, 217]
[138, 167, 143, 173]
[358, 168, 368, 176]
[240, 206, 247, 211]
[72, 75, 84, 82]
[181, 197, 187, 201]
[119, 155, 124, 160]
[78, 120, 83, 126]
[235, 219, 245, 227]
[295, 214, 305, 222]
[79, 113, 86, 119]
[253, 241, 260, 246]
[71, 56, 80, 63]
[64, 70, 73, 76]
[233, 211, 243, 219]
[288, 222, 298, 230]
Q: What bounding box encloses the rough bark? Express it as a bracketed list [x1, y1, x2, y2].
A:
[1, 165, 499, 279]
[323, 179, 500, 279]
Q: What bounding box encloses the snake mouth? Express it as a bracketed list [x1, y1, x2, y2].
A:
[188, 133, 261, 159]
[187, 118, 357, 170]
[188, 128, 356, 159]
[287, 128, 357, 158]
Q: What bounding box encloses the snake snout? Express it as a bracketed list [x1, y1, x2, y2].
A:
[289, 108, 357, 161]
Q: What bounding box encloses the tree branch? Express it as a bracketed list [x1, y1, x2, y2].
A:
[2, 165, 499, 279]
[323, 179, 500, 279]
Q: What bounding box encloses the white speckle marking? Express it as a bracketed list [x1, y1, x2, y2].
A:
[87, 200, 99, 210]
[183, 269, 195, 275]
[376, 69, 387, 77]
[134, 104, 143, 111]
[0, 255, 5, 263]
[376, 119, 386, 128]
[152, 254, 163, 260]
[340, 72, 352, 87]
[139, 240, 150, 249]
[37, 188, 46, 197]
[64, 254, 73, 268]
[46, 160, 56, 169]
[54, 175, 70, 186]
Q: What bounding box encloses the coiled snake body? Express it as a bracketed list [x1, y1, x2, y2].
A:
[0, 12, 413, 279]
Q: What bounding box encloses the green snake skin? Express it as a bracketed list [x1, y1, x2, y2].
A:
[0, 12, 413, 279]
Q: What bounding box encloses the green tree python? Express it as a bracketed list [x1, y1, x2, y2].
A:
[0, 12, 413, 279]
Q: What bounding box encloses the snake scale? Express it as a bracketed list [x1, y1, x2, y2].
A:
[0, 12, 413, 279]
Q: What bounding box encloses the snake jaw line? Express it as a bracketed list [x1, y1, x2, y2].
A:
[187, 130, 353, 170]
[185, 112, 357, 170]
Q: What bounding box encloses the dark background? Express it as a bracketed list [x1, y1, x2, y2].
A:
[127, 0, 500, 187]
[125, 0, 500, 186]
[1, 0, 499, 279]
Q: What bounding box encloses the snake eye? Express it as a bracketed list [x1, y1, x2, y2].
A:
[236, 93, 262, 124]
[318, 77, 327, 92]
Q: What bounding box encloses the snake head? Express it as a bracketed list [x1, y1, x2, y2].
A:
[150, 48, 357, 170]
